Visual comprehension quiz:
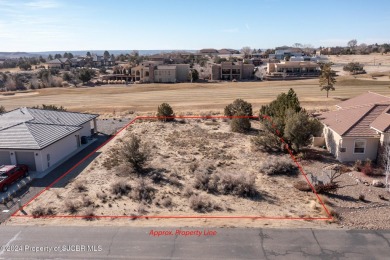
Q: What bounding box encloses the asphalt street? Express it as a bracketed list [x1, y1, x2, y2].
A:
[0, 226, 389, 259]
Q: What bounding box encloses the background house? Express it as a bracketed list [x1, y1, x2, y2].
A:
[320, 92, 390, 162]
[0, 108, 98, 172]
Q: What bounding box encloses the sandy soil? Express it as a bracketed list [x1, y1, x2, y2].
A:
[8, 119, 337, 229]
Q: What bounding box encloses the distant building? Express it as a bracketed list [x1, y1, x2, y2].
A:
[104, 62, 190, 83]
[199, 48, 219, 55]
[211, 62, 255, 80]
[268, 49, 303, 60]
[266, 61, 320, 78]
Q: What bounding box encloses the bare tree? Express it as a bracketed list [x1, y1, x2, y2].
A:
[240, 46, 252, 58]
[383, 142, 390, 192]
[347, 39, 358, 49]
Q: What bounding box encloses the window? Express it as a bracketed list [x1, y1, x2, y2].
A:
[354, 140, 366, 154]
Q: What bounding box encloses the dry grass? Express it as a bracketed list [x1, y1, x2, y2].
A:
[1, 78, 389, 114]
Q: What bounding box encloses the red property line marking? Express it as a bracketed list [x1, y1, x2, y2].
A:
[12, 115, 332, 221]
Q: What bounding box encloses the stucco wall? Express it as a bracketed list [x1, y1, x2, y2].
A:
[40, 130, 80, 171]
[80, 121, 91, 137]
[339, 137, 380, 162]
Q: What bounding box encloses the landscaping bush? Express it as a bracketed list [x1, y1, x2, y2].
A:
[260, 156, 298, 176]
[361, 160, 374, 176]
[353, 160, 362, 171]
[110, 181, 131, 196]
[157, 103, 174, 122]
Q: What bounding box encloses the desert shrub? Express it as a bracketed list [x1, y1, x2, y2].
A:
[96, 191, 107, 202]
[102, 146, 122, 170]
[293, 180, 312, 192]
[122, 135, 150, 173]
[82, 196, 94, 207]
[230, 112, 251, 133]
[130, 178, 155, 203]
[161, 196, 172, 208]
[110, 181, 131, 196]
[82, 207, 96, 221]
[189, 194, 216, 213]
[74, 181, 87, 193]
[193, 171, 210, 191]
[260, 156, 298, 176]
[31, 206, 56, 218]
[64, 200, 81, 214]
[183, 185, 194, 198]
[353, 160, 362, 171]
[358, 194, 365, 201]
[167, 175, 181, 187]
[224, 99, 253, 117]
[251, 131, 283, 153]
[215, 172, 257, 198]
[315, 182, 339, 194]
[157, 103, 174, 122]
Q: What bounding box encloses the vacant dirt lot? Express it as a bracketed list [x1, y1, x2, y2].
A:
[9, 119, 336, 229]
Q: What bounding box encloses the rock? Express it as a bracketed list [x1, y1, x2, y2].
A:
[364, 182, 370, 186]
[372, 180, 385, 187]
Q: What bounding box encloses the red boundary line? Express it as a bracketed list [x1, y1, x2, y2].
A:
[11, 115, 333, 221]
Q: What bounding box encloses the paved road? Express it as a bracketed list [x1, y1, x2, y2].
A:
[0, 134, 110, 223]
[0, 226, 389, 259]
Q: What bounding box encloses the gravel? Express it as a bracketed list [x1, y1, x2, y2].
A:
[96, 118, 132, 135]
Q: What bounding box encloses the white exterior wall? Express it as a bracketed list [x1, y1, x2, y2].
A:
[40, 130, 80, 171]
[80, 121, 91, 137]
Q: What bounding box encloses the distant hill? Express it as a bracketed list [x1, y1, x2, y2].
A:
[0, 50, 197, 59]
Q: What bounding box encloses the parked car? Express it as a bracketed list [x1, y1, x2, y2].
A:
[0, 165, 29, 192]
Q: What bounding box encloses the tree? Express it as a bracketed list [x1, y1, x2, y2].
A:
[122, 135, 150, 173]
[343, 62, 365, 74]
[284, 110, 323, 152]
[240, 46, 252, 58]
[54, 54, 62, 59]
[62, 72, 73, 81]
[225, 99, 252, 133]
[31, 104, 67, 111]
[103, 50, 110, 60]
[48, 54, 53, 60]
[347, 39, 358, 49]
[86, 52, 91, 57]
[258, 89, 321, 153]
[157, 103, 174, 121]
[319, 62, 337, 98]
[78, 69, 92, 83]
[382, 143, 390, 192]
[224, 99, 253, 117]
[190, 69, 199, 82]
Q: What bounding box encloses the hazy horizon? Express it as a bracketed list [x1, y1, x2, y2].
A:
[1, 0, 389, 52]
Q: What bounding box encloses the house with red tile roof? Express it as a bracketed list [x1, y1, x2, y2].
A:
[320, 92, 390, 162]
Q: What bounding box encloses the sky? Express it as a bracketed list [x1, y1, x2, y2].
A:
[0, 0, 389, 52]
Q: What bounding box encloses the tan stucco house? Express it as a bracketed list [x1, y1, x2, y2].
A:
[320, 92, 390, 162]
[0, 108, 98, 172]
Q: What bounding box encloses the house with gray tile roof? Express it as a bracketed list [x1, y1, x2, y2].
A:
[0, 108, 98, 172]
[320, 92, 390, 162]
